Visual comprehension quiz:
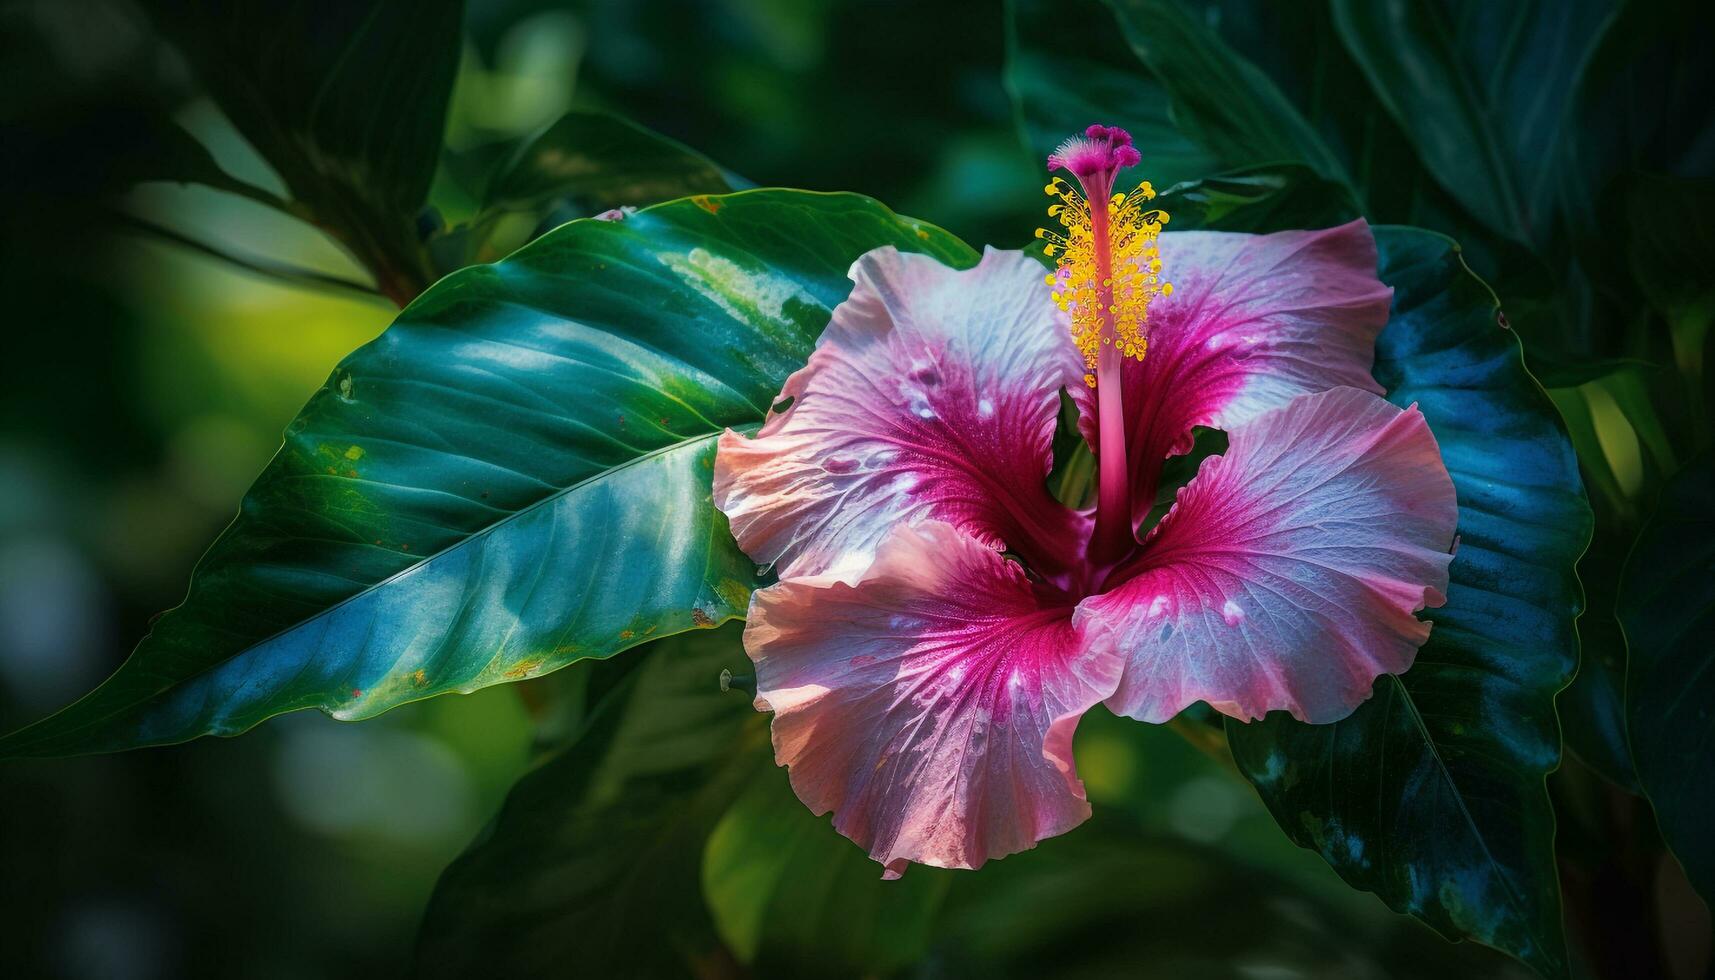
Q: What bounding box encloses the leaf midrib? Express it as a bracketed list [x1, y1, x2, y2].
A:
[1388, 673, 1557, 967]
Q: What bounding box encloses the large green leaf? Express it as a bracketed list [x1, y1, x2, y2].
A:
[414, 626, 760, 978]
[415, 645, 1530, 980]
[1007, 0, 1343, 187]
[1552, 176, 1715, 789]
[143, 0, 467, 302]
[1328, 0, 1618, 246]
[701, 761, 951, 977]
[0, 190, 976, 758]
[1227, 229, 1590, 978]
[1621, 450, 1715, 906]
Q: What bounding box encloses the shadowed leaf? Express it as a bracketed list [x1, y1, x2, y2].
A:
[144, 0, 466, 301]
[1622, 450, 1715, 907]
[414, 626, 760, 978]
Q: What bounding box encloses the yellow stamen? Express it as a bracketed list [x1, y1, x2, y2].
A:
[1037, 180, 1171, 379]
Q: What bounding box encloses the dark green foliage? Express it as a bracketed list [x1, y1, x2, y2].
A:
[415, 627, 761, 978]
[1622, 451, 1715, 907]
[143, 0, 466, 302]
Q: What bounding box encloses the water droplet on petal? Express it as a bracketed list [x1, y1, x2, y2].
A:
[1221, 599, 1245, 626]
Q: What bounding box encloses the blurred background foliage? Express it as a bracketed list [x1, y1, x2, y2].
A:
[0, 0, 1709, 977]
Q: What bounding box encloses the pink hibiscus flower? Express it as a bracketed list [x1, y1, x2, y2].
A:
[713, 125, 1459, 878]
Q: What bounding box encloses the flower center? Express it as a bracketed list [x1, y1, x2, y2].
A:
[1035, 124, 1172, 565]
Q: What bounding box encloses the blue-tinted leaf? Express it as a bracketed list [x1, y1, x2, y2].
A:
[1228, 229, 1589, 978]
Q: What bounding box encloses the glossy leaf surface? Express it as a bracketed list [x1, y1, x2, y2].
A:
[0, 191, 975, 757]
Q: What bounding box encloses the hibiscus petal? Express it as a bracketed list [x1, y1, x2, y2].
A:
[1081, 386, 1457, 725]
[745, 521, 1120, 876]
[1073, 219, 1394, 523]
[715, 246, 1088, 584]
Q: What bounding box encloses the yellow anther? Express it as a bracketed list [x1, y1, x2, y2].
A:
[1042, 177, 1170, 375]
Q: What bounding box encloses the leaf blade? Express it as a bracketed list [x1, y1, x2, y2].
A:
[0, 190, 976, 757]
[414, 626, 761, 979]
